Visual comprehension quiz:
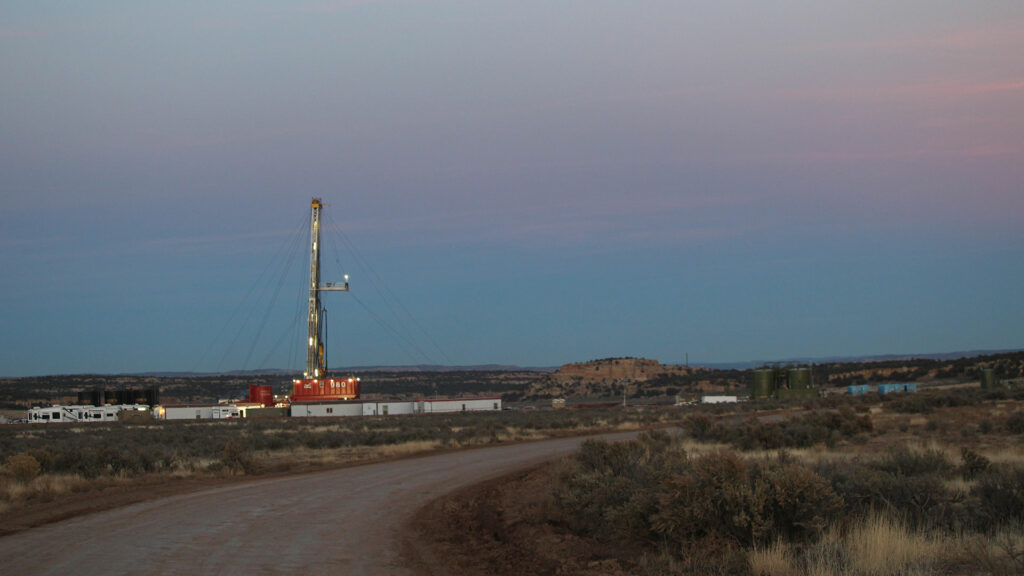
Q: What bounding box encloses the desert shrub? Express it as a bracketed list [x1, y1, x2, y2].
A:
[702, 408, 872, 451]
[757, 459, 844, 543]
[960, 448, 990, 481]
[816, 450, 962, 530]
[972, 464, 1024, 529]
[1005, 411, 1024, 434]
[875, 445, 955, 479]
[817, 458, 887, 512]
[652, 450, 841, 548]
[960, 424, 978, 438]
[891, 394, 933, 414]
[686, 414, 714, 441]
[893, 390, 981, 414]
[652, 450, 757, 545]
[5, 452, 41, 484]
[556, 432, 680, 543]
[25, 447, 54, 473]
[979, 419, 994, 434]
[221, 439, 256, 474]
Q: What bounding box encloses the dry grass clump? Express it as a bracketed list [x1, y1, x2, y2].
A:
[752, 516, 1024, 576]
[956, 527, 1024, 576]
[834, 514, 940, 575]
[756, 515, 940, 576]
[0, 472, 104, 514]
[749, 540, 796, 576]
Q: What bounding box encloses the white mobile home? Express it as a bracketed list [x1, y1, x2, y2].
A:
[28, 404, 150, 423]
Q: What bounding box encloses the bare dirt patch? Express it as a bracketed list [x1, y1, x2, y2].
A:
[405, 462, 637, 576]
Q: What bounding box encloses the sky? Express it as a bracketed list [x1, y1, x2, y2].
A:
[1, 1, 1022, 377]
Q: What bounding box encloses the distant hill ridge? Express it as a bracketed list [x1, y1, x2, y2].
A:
[703, 349, 1024, 370]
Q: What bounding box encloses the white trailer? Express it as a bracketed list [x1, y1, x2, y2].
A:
[289, 401, 363, 418]
[157, 404, 240, 420]
[289, 398, 500, 418]
[701, 395, 738, 404]
[28, 404, 150, 423]
[422, 397, 502, 413]
[360, 401, 417, 416]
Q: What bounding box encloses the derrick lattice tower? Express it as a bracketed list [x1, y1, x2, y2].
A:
[292, 197, 360, 401]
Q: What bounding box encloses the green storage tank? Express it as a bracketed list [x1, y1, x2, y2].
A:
[788, 367, 813, 390]
[980, 368, 999, 390]
[752, 370, 775, 399]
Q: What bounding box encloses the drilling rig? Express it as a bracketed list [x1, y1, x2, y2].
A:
[290, 198, 361, 402]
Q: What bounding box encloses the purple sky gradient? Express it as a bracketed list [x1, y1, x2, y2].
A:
[1, 1, 1022, 376]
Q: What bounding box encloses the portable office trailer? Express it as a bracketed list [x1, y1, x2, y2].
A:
[701, 395, 738, 404]
[847, 385, 872, 396]
[158, 404, 240, 420]
[361, 401, 417, 416]
[289, 401, 363, 418]
[421, 397, 502, 413]
[289, 397, 501, 417]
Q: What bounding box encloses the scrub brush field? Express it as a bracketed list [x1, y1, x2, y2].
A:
[411, 387, 1024, 576]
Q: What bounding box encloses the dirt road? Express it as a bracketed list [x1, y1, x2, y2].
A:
[0, 432, 637, 575]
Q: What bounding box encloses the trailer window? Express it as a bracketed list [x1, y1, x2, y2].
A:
[52, 413, 60, 419]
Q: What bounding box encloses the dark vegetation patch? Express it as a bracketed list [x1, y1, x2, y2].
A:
[0, 407, 674, 480]
[419, 429, 1024, 576]
[686, 407, 872, 450]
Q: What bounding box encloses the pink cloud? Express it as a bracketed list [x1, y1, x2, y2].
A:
[964, 80, 1024, 94]
[772, 77, 1024, 104]
[747, 145, 1019, 164]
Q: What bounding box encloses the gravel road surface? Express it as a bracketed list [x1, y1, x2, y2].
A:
[0, 432, 637, 575]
